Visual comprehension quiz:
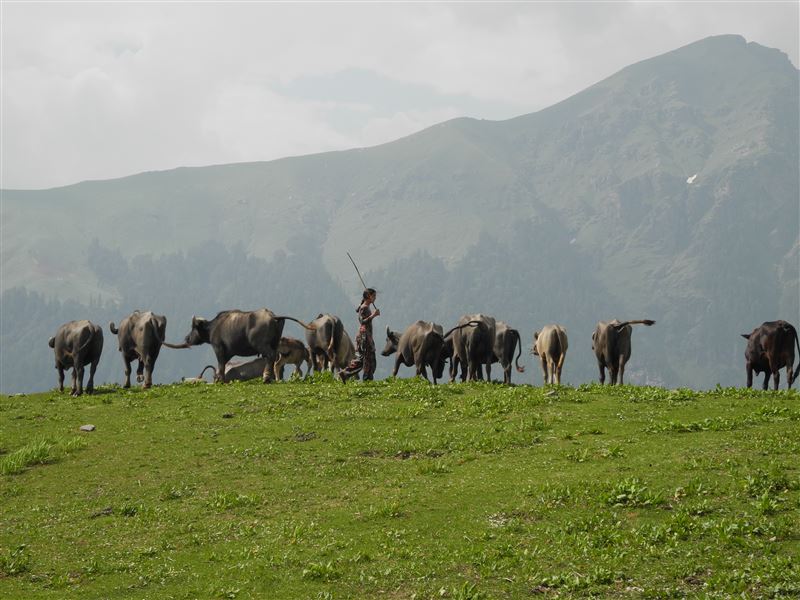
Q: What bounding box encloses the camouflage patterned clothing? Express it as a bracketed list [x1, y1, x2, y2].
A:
[340, 302, 376, 381]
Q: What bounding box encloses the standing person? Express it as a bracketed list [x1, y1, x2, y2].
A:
[339, 288, 380, 382]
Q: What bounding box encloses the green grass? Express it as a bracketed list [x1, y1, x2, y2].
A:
[1, 379, 799, 598]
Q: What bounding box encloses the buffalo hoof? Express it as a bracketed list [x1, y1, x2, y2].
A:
[142, 383, 151, 390]
[136, 375, 144, 383]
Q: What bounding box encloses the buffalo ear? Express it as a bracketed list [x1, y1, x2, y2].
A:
[533, 331, 539, 340]
[386, 326, 391, 337]
[192, 316, 198, 328]
[48, 336, 56, 348]
[741, 334, 751, 339]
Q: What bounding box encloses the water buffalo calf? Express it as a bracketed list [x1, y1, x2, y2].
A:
[274, 337, 313, 380]
[49, 320, 104, 396]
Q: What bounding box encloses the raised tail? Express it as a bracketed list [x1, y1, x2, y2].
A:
[614, 319, 656, 330]
[511, 329, 526, 373]
[277, 316, 317, 331]
[440, 320, 483, 339]
[109, 321, 119, 334]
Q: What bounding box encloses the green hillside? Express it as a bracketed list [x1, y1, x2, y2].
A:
[2, 380, 799, 598]
[1, 35, 798, 391]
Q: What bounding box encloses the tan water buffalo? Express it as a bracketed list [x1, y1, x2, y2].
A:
[274, 337, 313, 380]
[49, 320, 104, 396]
[532, 324, 568, 385]
[592, 319, 655, 385]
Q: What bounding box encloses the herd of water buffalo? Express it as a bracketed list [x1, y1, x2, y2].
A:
[46, 309, 799, 396]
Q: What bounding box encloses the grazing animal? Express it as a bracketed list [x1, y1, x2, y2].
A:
[48, 320, 103, 396]
[109, 310, 168, 389]
[490, 321, 526, 384]
[381, 321, 450, 383]
[306, 314, 347, 372]
[450, 314, 496, 382]
[175, 309, 315, 383]
[274, 337, 313, 380]
[741, 320, 799, 390]
[592, 319, 655, 385]
[531, 325, 568, 385]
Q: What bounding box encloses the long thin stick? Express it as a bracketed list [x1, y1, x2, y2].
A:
[347, 252, 378, 310]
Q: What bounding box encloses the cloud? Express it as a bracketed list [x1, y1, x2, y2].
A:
[1, 2, 797, 189]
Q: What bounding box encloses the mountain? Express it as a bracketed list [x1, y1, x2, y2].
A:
[2, 35, 798, 392]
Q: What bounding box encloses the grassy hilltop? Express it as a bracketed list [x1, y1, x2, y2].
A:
[1, 379, 799, 598]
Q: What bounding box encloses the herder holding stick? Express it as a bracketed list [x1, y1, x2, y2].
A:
[340, 254, 380, 382]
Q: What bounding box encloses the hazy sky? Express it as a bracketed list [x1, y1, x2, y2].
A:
[2, 2, 798, 190]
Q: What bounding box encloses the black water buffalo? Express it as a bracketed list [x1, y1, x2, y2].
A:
[48, 320, 104, 396]
[176, 309, 315, 383]
[274, 337, 313, 380]
[305, 314, 347, 372]
[532, 324, 568, 385]
[451, 314, 496, 382]
[742, 320, 799, 390]
[592, 319, 655, 385]
[490, 321, 525, 384]
[381, 321, 450, 383]
[109, 310, 167, 389]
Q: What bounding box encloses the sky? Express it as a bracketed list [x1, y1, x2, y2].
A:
[2, 1, 798, 190]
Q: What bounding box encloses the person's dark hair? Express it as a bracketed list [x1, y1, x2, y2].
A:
[362, 288, 377, 301]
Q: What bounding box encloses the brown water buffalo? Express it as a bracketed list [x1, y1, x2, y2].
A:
[109, 310, 167, 389]
[48, 320, 104, 396]
[450, 314, 496, 382]
[274, 337, 313, 380]
[175, 309, 315, 383]
[532, 324, 568, 385]
[742, 320, 799, 390]
[382, 321, 450, 383]
[490, 321, 525, 384]
[592, 319, 655, 385]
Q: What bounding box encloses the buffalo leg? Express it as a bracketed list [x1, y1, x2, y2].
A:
[417, 363, 430, 382]
[484, 363, 490, 381]
[598, 361, 606, 385]
[123, 358, 132, 388]
[618, 357, 626, 386]
[57, 366, 65, 393]
[787, 365, 795, 389]
[540, 356, 548, 385]
[746, 363, 753, 388]
[136, 360, 145, 383]
[75, 362, 85, 396]
[609, 365, 618, 386]
[213, 350, 228, 383]
[87, 358, 98, 394]
[143, 357, 154, 389]
[762, 372, 769, 391]
[772, 370, 780, 391]
[70, 366, 78, 396]
[556, 354, 565, 386]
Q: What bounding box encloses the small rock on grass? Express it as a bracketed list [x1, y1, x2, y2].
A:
[80, 424, 96, 432]
[222, 413, 234, 419]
